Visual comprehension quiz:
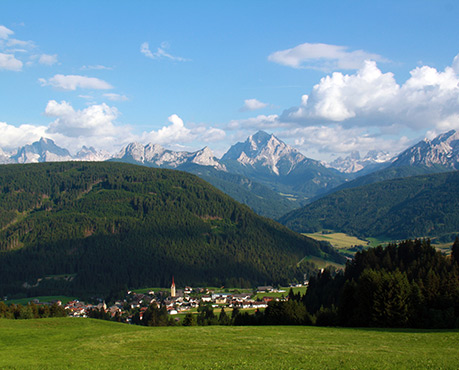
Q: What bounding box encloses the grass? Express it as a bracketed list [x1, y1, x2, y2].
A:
[304, 232, 368, 249]
[301, 255, 345, 269]
[0, 318, 458, 369]
[253, 286, 307, 300]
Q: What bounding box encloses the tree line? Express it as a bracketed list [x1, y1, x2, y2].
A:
[0, 301, 66, 319]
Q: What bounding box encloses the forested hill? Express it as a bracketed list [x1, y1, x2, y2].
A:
[279, 170, 459, 240]
[0, 162, 342, 297]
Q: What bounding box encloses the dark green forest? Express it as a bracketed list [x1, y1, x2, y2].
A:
[302, 239, 459, 328]
[0, 162, 343, 298]
[280, 170, 459, 240]
[234, 239, 459, 329]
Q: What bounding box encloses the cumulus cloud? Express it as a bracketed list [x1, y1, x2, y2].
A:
[141, 114, 225, 148]
[39, 74, 113, 90]
[45, 100, 121, 138]
[0, 121, 47, 150]
[0, 98, 225, 156]
[140, 41, 190, 62]
[38, 53, 58, 65]
[240, 99, 269, 112]
[142, 114, 192, 144]
[103, 93, 129, 102]
[280, 125, 411, 159]
[0, 53, 22, 71]
[268, 42, 386, 71]
[281, 55, 459, 132]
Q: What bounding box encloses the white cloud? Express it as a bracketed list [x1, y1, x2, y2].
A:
[193, 126, 226, 142]
[0, 121, 47, 150]
[0, 53, 22, 71]
[38, 53, 58, 65]
[39, 74, 113, 90]
[280, 125, 411, 160]
[45, 100, 122, 138]
[281, 54, 459, 132]
[240, 98, 269, 112]
[103, 93, 129, 102]
[228, 114, 283, 130]
[142, 114, 192, 144]
[140, 41, 190, 62]
[141, 114, 225, 147]
[81, 64, 113, 70]
[0, 25, 14, 39]
[78, 95, 94, 100]
[7, 38, 35, 49]
[268, 42, 386, 71]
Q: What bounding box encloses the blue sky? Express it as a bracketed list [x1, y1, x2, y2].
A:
[1, 0, 459, 161]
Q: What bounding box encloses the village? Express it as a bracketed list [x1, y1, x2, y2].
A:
[63, 281, 308, 323]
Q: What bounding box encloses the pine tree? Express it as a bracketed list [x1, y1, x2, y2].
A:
[452, 237, 459, 264]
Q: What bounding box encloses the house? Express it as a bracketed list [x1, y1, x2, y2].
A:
[257, 286, 274, 293]
[215, 297, 227, 304]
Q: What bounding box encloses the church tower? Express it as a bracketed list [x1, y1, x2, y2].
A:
[171, 276, 176, 298]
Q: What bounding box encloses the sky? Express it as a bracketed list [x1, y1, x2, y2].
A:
[1, 0, 459, 161]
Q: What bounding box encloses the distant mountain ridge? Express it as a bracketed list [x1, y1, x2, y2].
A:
[114, 142, 226, 170]
[391, 129, 459, 169]
[327, 129, 459, 194]
[279, 170, 459, 241]
[2, 129, 459, 219]
[2, 137, 110, 163]
[329, 150, 391, 174]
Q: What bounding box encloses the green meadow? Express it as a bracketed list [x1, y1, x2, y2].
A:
[0, 318, 458, 369]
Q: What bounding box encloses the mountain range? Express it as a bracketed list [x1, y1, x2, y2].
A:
[1, 130, 459, 218]
[329, 130, 459, 195]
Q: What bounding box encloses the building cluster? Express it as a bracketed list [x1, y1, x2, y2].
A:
[62, 284, 292, 321]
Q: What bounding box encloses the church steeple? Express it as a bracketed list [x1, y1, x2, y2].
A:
[171, 276, 176, 298]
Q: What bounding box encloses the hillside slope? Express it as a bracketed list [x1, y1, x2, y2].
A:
[0, 162, 342, 296]
[279, 171, 459, 240]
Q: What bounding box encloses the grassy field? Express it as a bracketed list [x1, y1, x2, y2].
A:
[304, 232, 370, 258]
[304, 232, 368, 249]
[0, 318, 458, 369]
[300, 255, 346, 269]
[252, 286, 307, 300]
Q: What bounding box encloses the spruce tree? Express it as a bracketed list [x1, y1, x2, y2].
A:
[452, 237, 459, 264]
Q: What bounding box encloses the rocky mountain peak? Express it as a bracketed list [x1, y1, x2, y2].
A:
[11, 137, 72, 163]
[391, 129, 459, 169]
[222, 131, 308, 176]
